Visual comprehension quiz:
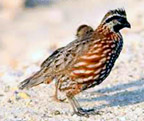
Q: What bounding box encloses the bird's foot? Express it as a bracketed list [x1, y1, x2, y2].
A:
[52, 95, 66, 103]
[58, 98, 66, 102]
[73, 108, 103, 117]
[73, 108, 95, 117]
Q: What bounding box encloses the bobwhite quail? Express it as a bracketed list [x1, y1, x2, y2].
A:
[76, 24, 94, 40]
[19, 8, 131, 116]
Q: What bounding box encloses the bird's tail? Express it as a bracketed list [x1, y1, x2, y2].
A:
[18, 69, 51, 90]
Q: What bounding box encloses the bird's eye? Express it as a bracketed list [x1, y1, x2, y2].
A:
[89, 29, 93, 32]
[117, 17, 126, 23]
[86, 31, 89, 34]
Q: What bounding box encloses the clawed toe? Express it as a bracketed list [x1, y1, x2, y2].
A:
[74, 108, 95, 117]
[59, 98, 67, 102]
[73, 108, 103, 117]
[52, 95, 66, 102]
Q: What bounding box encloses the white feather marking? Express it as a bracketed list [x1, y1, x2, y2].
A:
[94, 69, 101, 74]
[106, 40, 113, 44]
[103, 44, 110, 49]
[72, 69, 85, 74]
[100, 57, 107, 63]
[93, 39, 101, 44]
[111, 44, 116, 48]
[99, 74, 105, 79]
[101, 53, 106, 57]
[81, 55, 99, 60]
[103, 49, 111, 54]
[107, 56, 111, 60]
[102, 66, 106, 70]
[91, 48, 102, 53]
[83, 76, 93, 82]
[101, 70, 106, 74]
[93, 43, 102, 48]
[85, 70, 94, 74]
[94, 75, 99, 79]
[73, 69, 94, 74]
[101, 41, 105, 44]
[108, 53, 112, 56]
[74, 62, 87, 67]
[87, 62, 102, 68]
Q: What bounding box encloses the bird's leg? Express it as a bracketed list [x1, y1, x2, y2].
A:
[53, 80, 66, 102]
[67, 95, 81, 114]
[66, 93, 95, 117]
[53, 81, 59, 101]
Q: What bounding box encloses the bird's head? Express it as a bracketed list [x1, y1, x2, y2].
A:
[101, 8, 131, 32]
[76, 25, 94, 38]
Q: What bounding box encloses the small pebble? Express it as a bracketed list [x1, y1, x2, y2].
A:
[54, 110, 61, 115]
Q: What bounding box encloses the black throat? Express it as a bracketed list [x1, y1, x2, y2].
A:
[113, 24, 123, 32]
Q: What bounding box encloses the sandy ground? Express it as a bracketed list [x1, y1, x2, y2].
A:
[0, 0, 144, 120]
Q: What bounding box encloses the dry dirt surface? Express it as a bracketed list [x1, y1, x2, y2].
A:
[0, 0, 144, 121]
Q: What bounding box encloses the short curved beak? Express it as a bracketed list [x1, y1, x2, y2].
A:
[125, 21, 131, 28]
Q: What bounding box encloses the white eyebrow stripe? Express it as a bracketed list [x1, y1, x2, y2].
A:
[104, 14, 126, 23]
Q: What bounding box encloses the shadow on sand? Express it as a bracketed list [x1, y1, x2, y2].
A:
[78, 78, 144, 110]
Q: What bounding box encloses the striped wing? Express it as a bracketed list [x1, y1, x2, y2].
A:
[40, 38, 93, 73]
[40, 30, 94, 74]
[41, 47, 65, 67]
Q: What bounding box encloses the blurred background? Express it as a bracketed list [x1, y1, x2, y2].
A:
[0, 0, 144, 120]
[0, 0, 143, 66]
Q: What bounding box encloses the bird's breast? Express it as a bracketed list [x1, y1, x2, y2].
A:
[70, 35, 123, 85]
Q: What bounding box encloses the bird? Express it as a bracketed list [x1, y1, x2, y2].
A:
[19, 8, 131, 116]
[76, 24, 94, 40]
